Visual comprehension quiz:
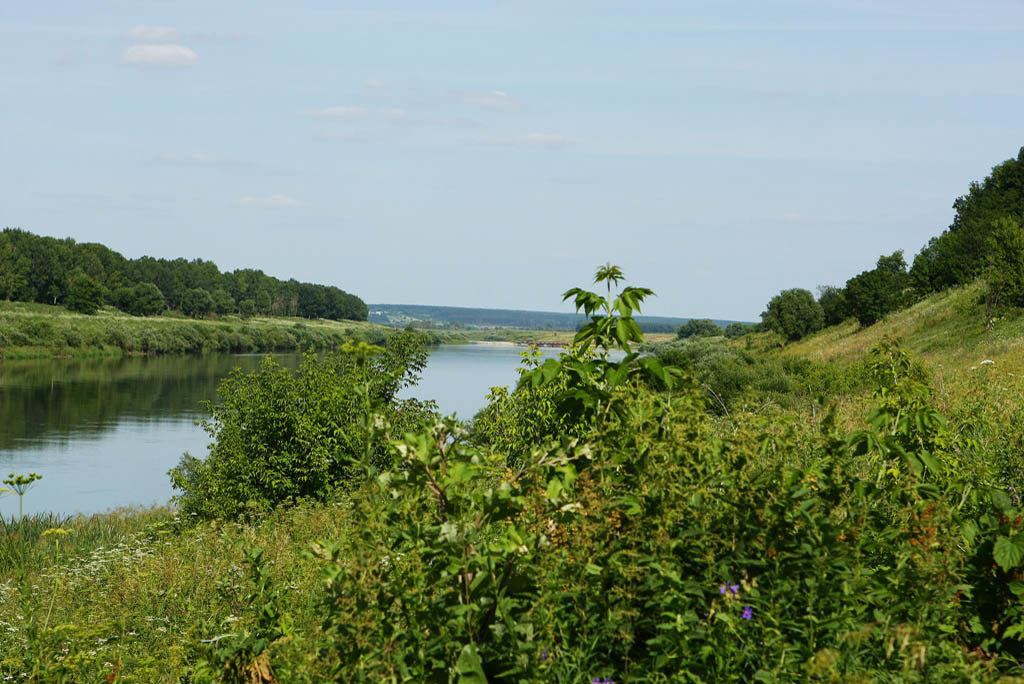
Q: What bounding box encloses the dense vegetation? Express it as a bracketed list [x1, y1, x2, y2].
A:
[0, 228, 367, 321]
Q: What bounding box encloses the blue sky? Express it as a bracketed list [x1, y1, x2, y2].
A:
[2, 0, 1023, 320]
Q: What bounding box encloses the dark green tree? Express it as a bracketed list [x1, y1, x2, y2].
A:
[761, 288, 824, 341]
[65, 273, 103, 314]
[212, 287, 235, 315]
[844, 251, 911, 327]
[817, 285, 848, 326]
[182, 287, 214, 319]
[983, 217, 1024, 325]
[677, 318, 722, 339]
[238, 298, 256, 319]
[910, 147, 1024, 292]
[131, 282, 165, 316]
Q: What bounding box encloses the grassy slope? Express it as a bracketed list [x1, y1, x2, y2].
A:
[782, 281, 1024, 371]
[767, 280, 1024, 425]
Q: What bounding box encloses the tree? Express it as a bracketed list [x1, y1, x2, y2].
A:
[212, 287, 235, 315]
[239, 298, 256, 319]
[844, 251, 911, 327]
[677, 318, 722, 339]
[65, 273, 103, 314]
[724, 322, 754, 339]
[182, 287, 214, 319]
[983, 217, 1024, 325]
[761, 288, 824, 341]
[909, 147, 1024, 293]
[817, 285, 848, 327]
[132, 282, 166, 316]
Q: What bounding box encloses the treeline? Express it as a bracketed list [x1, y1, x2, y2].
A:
[372, 302, 739, 333]
[0, 228, 368, 321]
[757, 147, 1024, 341]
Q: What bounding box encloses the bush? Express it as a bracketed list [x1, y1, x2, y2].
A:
[169, 330, 438, 519]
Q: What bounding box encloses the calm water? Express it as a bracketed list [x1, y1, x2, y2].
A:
[0, 344, 559, 517]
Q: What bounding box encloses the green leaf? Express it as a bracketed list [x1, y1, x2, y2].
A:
[1003, 623, 1024, 639]
[993, 535, 1024, 571]
[456, 643, 488, 684]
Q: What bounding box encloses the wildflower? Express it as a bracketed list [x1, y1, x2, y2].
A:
[540, 648, 549, 662]
[742, 606, 753, 620]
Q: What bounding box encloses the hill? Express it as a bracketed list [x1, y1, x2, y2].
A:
[369, 303, 747, 333]
[780, 279, 1024, 376]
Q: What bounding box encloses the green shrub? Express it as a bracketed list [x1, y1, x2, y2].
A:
[169, 330, 438, 519]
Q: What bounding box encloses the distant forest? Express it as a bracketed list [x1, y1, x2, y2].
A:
[370, 303, 745, 333]
[0, 228, 368, 321]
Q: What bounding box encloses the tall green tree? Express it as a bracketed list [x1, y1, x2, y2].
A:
[182, 287, 214, 319]
[761, 288, 824, 341]
[983, 217, 1024, 325]
[64, 273, 103, 315]
[910, 147, 1024, 292]
[844, 251, 911, 327]
[817, 285, 848, 326]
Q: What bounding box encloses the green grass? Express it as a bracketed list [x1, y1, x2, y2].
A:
[0, 502, 350, 682]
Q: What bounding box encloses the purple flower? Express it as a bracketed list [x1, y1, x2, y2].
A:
[719, 584, 727, 595]
[730, 584, 740, 594]
[742, 606, 753, 620]
[540, 648, 549, 662]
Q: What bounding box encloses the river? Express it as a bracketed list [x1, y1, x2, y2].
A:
[0, 344, 562, 517]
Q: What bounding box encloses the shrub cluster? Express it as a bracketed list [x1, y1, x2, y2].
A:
[169, 330, 438, 519]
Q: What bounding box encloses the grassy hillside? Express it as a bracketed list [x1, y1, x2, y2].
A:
[781, 281, 1024, 367]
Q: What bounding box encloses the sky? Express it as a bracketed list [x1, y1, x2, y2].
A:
[2, 1, 1024, 321]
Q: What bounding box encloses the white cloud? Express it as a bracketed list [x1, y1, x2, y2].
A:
[461, 90, 525, 111]
[127, 25, 179, 41]
[308, 106, 370, 119]
[122, 44, 198, 68]
[365, 78, 386, 89]
[236, 194, 299, 208]
[491, 132, 569, 149]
